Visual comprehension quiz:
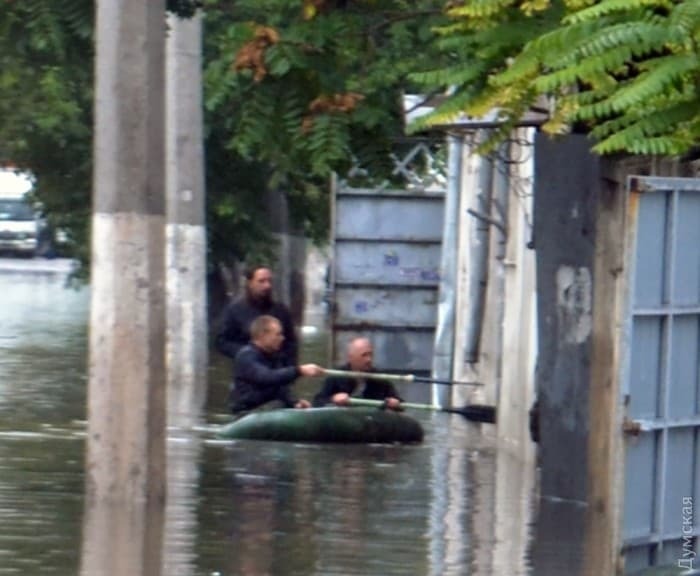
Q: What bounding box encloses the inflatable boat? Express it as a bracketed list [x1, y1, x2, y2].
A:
[217, 406, 424, 444]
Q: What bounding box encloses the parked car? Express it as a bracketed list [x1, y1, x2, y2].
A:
[0, 169, 40, 258]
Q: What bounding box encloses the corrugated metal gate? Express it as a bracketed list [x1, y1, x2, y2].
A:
[622, 176, 700, 572]
[329, 143, 446, 403]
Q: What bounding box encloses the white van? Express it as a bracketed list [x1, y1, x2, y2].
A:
[0, 169, 40, 257]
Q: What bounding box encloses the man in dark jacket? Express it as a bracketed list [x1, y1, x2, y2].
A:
[313, 337, 402, 410]
[229, 315, 323, 414]
[216, 265, 298, 368]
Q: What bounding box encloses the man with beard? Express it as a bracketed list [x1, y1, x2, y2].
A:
[216, 265, 298, 368]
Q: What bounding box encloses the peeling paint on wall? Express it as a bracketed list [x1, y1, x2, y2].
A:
[556, 265, 592, 345]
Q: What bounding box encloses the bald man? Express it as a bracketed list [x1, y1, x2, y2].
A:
[312, 337, 402, 410]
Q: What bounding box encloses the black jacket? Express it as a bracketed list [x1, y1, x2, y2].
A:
[312, 364, 401, 407]
[228, 344, 301, 413]
[215, 296, 298, 367]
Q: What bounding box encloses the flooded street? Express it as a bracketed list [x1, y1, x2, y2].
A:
[0, 260, 539, 576]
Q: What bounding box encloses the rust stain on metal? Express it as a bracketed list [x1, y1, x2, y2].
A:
[627, 187, 640, 231]
[622, 418, 642, 437]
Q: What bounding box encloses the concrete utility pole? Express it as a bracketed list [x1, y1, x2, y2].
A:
[82, 1, 167, 575]
[165, 12, 207, 424]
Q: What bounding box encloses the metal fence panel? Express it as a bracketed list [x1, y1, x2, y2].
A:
[334, 241, 441, 287]
[623, 433, 655, 539]
[333, 287, 438, 327]
[673, 192, 700, 305]
[331, 188, 444, 374]
[629, 317, 662, 420]
[330, 148, 446, 403]
[622, 177, 700, 572]
[335, 192, 445, 241]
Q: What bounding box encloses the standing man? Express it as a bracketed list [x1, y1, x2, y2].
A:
[313, 337, 402, 410]
[216, 265, 298, 367]
[229, 315, 323, 414]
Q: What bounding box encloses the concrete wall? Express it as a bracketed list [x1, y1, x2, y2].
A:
[302, 244, 330, 331]
[452, 131, 538, 459]
[496, 133, 538, 457]
[533, 133, 599, 505]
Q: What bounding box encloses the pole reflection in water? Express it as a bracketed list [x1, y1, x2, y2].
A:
[426, 413, 536, 576]
[197, 415, 539, 576]
[0, 262, 552, 575]
[80, 492, 165, 576]
[163, 416, 205, 576]
[491, 442, 537, 574]
[428, 412, 470, 574]
[530, 494, 587, 576]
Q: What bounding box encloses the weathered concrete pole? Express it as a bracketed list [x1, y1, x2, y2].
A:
[165, 11, 208, 423]
[82, 0, 167, 575]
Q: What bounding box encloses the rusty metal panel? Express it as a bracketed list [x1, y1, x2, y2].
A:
[331, 183, 444, 400]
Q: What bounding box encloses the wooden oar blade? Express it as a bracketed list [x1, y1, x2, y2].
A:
[446, 404, 497, 424]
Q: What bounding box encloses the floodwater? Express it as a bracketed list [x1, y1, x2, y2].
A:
[0, 260, 540, 576]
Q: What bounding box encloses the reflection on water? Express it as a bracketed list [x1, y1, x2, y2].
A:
[0, 262, 540, 576]
[0, 263, 88, 575]
[0, 263, 88, 429]
[192, 419, 536, 576]
[164, 426, 204, 576]
[0, 432, 83, 575]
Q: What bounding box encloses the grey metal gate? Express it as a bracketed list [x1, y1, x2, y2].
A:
[329, 143, 446, 403]
[622, 176, 700, 572]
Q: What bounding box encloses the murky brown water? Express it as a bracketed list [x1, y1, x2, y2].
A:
[0, 260, 538, 576]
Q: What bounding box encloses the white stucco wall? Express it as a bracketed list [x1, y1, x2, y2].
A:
[452, 131, 538, 460]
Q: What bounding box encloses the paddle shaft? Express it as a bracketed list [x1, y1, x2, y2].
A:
[347, 397, 496, 424]
[322, 368, 481, 387]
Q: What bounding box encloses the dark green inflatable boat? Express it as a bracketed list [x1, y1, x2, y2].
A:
[217, 407, 424, 444]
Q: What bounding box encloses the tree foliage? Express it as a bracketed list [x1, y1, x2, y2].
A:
[5, 0, 700, 276]
[0, 0, 450, 275]
[0, 0, 204, 269]
[203, 0, 450, 242]
[413, 0, 700, 156]
[0, 0, 94, 264]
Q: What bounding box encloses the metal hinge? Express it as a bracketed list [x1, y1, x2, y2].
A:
[622, 418, 653, 436]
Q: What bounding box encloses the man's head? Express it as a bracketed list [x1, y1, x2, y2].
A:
[347, 337, 373, 372]
[250, 315, 284, 353]
[245, 265, 273, 305]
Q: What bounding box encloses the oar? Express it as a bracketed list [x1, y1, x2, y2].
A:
[322, 368, 482, 387]
[347, 397, 497, 424]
